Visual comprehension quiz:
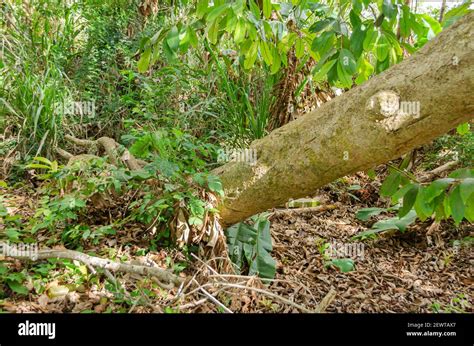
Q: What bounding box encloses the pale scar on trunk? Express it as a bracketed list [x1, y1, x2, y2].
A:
[366, 90, 421, 132]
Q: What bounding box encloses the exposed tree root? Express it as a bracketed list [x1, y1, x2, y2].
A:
[60, 134, 145, 171]
[0, 242, 182, 287]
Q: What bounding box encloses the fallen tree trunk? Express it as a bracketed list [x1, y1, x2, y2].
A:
[215, 12, 474, 226]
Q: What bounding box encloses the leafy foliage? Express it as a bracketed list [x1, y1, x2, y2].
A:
[226, 213, 276, 279]
[355, 167, 474, 239]
[138, 0, 471, 87]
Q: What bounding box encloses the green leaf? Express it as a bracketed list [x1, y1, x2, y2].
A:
[309, 19, 334, 33]
[249, 218, 276, 279]
[137, 47, 151, 73]
[7, 280, 29, 295]
[460, 178, 474, 204]
[234, 18, 247, 43]
[400, 5, 411, 38]
[350, 25, 366, 58]
[399, 184, 419, 217]
[356, 207, 387, 221]
[313, 59, 337, 81]
[244, 40, 259, 69]
[196, 0, 209, 19]
[449, 168, 474, 179]
[262, 0, 272, 19]
[249, 0, 261, 19]
[456, 123, 470, 136]
[270, 48, 281, 74]
[166, 26, 180, 52]
[330, 259, 355, 273]
[207, 3, 229, 22]
[349, 10, 362, 28]
[465, 194, 474, 222]
[33, 156, 52, 166]
[295, 38, 305, 59]
[337, 62, 353, 88]
[260, 40, 273, 66]
[420, 14, 442, 39]
[380, 172, 401, 197]
[363, 26, 379, 51]
[333, 19, 349, 36]
[425, 178, 454, 202]
[25, 163, 52, 170]
[376, 34, 389, 61]
[207, 175, 224, 196]
[227, 223, 257, 247]
[339, 49, 356, 75]
[187, 26, 199, 48]
[442, 2, 471, 28]
[355, 57, 374, 85]
[372, 210, 417, 232]
[449, 186, 465, 226]
[226, 217, 276, 279]
[312, 31, 335, 57]
[382, 0, 396, 19]
[207, 19, 220, 44]
[414, 187, 434, 221]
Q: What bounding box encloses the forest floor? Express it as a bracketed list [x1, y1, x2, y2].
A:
[1, 171, 472, 314]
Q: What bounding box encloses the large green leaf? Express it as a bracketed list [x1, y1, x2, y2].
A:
[424, 178, 453, 202]
[380, 172, 401, 197]
[350, 25, 366, 58]
[137, 47, 151, 73]
[460, 178, 474, 203]
[166, 26, 180, 52]
[7, 279, 29, 295]
[400, 5, 411, 38]
[339, 48, 356, 75]
[399, 184, 419, 217]
[376, 34, 389, 61]
[312, 31, 336, 58]
[263, 0, 272, 19]
[226, 216, 276, 279]
[309, 18, 335, 33]
[207, 3, 229, 22]
[372, 210, 417, 232]
[337, 62, 353, 88]
[449, 186, 465, 226]
[248, 217, 276, 279]
[363, 26, 379, 51]
[356, 207, 387, 221]
[330, 258, 354, 273]
[382, 0, 396, 19]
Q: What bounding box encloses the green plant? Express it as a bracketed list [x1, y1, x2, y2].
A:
[139, 1, 471, 85]
[326, 258, 355, 273]
[431, 293, 471, 313]
[226, 213, 276, 279]
[354, 167, 474, 239]
[0, 264, 29, 297]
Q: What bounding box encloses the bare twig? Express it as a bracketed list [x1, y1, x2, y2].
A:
[314, 288, 337, 313]
[192, 278, 233, 313]
[419, 160, 459, 183]
[204, 282, 314, 313]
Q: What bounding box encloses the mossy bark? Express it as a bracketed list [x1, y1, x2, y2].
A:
[215, 13, 474, 226]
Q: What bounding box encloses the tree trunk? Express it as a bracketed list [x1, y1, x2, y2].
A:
[214, 12, 474, 227]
